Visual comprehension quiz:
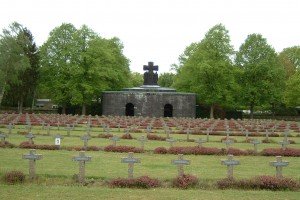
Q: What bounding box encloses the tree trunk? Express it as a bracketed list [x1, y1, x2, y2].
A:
[0, 83, 6, 108]
[250, 103, 254, 119]
[62, 105, 66, 115]
[19, 97, 24, 114]
[210, 105, 214, 119]
[82, 104, 86, 116]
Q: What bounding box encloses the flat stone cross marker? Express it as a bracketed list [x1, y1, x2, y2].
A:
[46, 124, 51, 135]
[25, 132, 35, 144]
[206, 129, 210, 142]
[121, 152, 141, 178]
[22, 149, 43, 180]
[279, 138, 290, 150]
[166, 138, 177, 147]
[195, 138, 206, 147]
[270, 156, 289, 178]
[65, 124, 71, 136]
[171, 154, 190, 176]
[0, 132, 8, 144]
[146, 125, 152, 134]
[109, 136, 120, 146]
[81, 134, 91, 150]
[72, 151, 92, 184]
[221, 154, 240, 179]
[250, 139, 261, 153]
[265, 129, 269, 141]
[7, 123, 13, 134]
[245, 130, 250, 140]
[223, 138, 234, 150]
[138, 136, 148, 149]
[186, 128, 191, 141]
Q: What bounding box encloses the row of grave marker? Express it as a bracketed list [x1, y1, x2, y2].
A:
[22, 149, 290, 184]
[0, 130, 293, 152]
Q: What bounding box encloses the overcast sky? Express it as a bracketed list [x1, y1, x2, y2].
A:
[1, 0, 299, 73]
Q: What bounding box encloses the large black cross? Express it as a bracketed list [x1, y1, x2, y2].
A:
[143, 62, 158, 72]
[143, 62, 159, 85]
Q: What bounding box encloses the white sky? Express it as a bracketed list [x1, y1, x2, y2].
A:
[0, 0, 299, 73]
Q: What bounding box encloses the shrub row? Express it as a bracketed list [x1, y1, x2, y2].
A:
[0, 141, 15, 148]
[104, 145, 144, 153]
[172, 174, 199, 189]
[97, 133, 113, 139]
[217, 176, 299, 191]
[3, 170, 25, 184]
[261, 148, 300, 157]
[154, 146, 254, 156]
[121, 134, 133, 139]
[109, 176, 161, 189]
[19, 141, 58, 150]
[146, 134, 166, 141]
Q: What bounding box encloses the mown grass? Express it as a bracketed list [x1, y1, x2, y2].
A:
[1, 184, 300, 200]
[0, 125, 299, 199]
[1, 148, 300, 181]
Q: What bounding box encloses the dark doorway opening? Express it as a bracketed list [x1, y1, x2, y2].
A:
[164, 104, 173, 117]
[125, 103, 134, 116]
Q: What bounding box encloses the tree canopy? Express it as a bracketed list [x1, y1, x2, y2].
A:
[0, 22, 37, 112]
[235, 34, 285, 118]
[39, 23, 130, 114]
[174, 24, 238, 118]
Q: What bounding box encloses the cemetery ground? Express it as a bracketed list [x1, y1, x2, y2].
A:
[0, 119, 300, 199]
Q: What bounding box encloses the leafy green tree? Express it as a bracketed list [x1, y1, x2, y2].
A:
[235, 34, 285, 118]
[40, 23, 78, 114]
[40, 23, 130, 115]
[174, 24, 237, 118]
[284, 71, 300, 107]
[129, 72, 143, 87]
[278, 46, 300, 79]
[158, 72, 175, 87]
[2, 26, 39, 113]
[0, 22, 31, 109]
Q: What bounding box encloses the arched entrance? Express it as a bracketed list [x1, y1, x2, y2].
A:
[125, 103, 134, 116]
[164, 104, 173, 117]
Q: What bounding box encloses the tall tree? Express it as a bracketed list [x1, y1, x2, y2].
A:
[129, 72, 143, 87]
[40, 23, 130, 115]
[2, 27, 39, 113]
[235, 34, 285, 118]
[284, 71, 300, 107]
[158, 72, 175, 87]
[39, 23, 78, 114]
[174, 24, 237, 118]
[0, 22, 30, 109]
[278, 46, 300, 79]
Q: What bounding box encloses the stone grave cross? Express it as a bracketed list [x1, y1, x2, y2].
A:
[195, 138, 206, 147]
[25, 132, 35, 144]
[81, 134, 91, 150]
[223, 138, 234, 150]
[137, 136, 148, 150]
[22, 149, 43, 180]
[72, 151, 92, 184]
[65, 124, 71, 136]
[250, 139, 261, 153]
[7, 123, 13, 134]
[171, 154, 190, 176]
[279, 130, 290, 150]
[121, 152, 141, 178]
[0, 132, 8, 144]
[269, 156, 289, 178]
[186, 128, 191, 141]
[166, 138, 177, 148]
[109, 136, 120, 146]
[221, 154, 240, 179]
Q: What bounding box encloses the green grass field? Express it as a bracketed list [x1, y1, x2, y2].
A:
[0, 125, 300, 199]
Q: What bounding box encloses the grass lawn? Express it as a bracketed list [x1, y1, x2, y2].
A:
[1, 184, 300, 200]
[0, 125, 299, 199]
